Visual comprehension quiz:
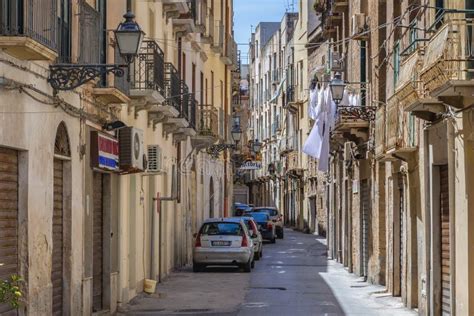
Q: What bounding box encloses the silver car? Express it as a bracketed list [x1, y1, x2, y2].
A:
[227, 217, 263, 260]
[193, 218, 255, 272]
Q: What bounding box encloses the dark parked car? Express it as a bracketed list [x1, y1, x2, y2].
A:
[251, 207, 284, 239]
[247, 212, 276, 243]
[233, 203, 252, 216]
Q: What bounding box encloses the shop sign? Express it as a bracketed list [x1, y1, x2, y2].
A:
[239, 161, 262, 170]
[91, 131, 119, 172]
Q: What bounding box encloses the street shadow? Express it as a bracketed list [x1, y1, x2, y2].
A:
[237, 229, 347, 316]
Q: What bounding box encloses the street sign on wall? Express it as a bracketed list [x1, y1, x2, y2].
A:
[239, 161, 262, 170]
[90, 131, 119, 172]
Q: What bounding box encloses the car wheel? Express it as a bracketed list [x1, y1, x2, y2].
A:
[255, 251, 260, 260]
[193, 263, 203, 272]
[243, 260, 252, 272]
[271, 237, 276, 244]
[251, 260, 255, 269]
[278, 230, 284, 239]
[259, 249, 263, 259]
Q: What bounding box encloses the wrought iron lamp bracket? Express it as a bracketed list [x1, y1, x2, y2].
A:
[206, 144, 236, 158]
[49, 64, 126, 91]
[337, 105, 376, 121]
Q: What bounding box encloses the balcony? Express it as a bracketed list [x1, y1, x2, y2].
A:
[420, 19, 474, 108]
[174, 97, 198, 142]
[164, 78, 192, 134]
[191, 104, 219, 147]
[212, 21, 224, 54]
[162, 0, 191, 18]
[201, 8, 214, 44]
[0, 0, 57, 61]
[272, 69, 281, 85]
[287, 151, 303, 177]
[385, 96, 417, 158]
[93, 47, 130, 105]
[221, 35, 238, 67]
[280, 136, 297, 156]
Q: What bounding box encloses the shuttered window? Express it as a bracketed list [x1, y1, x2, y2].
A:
[0, 148, 19, 315]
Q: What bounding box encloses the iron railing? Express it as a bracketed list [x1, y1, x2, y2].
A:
[113, 47, 130, 95]
[198, 104, 218, 137]
[164, 62, 181, 111]
[180, 80, 190, 120]
[131, 40, 165, 95]
[0, 0, 58, 51]
[286, 86, 295, 104]
[189, 99, 197, 130]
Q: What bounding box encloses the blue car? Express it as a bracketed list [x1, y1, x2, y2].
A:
[246, 212, 276, 243]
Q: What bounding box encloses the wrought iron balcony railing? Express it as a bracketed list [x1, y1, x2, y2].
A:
[197, 104, 219, 137]
[131, 40, 165, 96]
[286, 86, 295, 104]
[0, 0, 58, 51]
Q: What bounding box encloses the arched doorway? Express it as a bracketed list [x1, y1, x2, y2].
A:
[209, 177, 214, 218]
[53, 122, 71, 315]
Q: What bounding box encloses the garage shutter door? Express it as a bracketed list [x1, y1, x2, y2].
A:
[440, 165, 450, 315]
[361, 180, 370, 277]
[93, 173, 103, 312]
[52, 159, 64, 315]
[0, 148, 18, 315]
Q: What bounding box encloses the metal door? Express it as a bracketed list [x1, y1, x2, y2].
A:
[440, 165, 450, 315]
[0, 148, 18, 315]
[93, 173, 104, 312]
[52, 159, 64, 315]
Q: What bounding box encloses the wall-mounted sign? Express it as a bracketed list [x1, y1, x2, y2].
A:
[91, 131, 119, 172]
[239, 161, 262, 170]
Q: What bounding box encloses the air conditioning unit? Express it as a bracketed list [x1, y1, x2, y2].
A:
[351, 13, 368, 40]
[147, 145, 163, 173]
[119, 127, 146, 172]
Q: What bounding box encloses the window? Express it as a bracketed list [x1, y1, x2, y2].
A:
[393, 41, 400, 87]
[211, 71, 214, 105]
[434, 0, 444, 30]
[58, 0, 72, 61]
[200, 222, 244, 236]
[182, 53, 186, 82]
[360, 40, 367, 106]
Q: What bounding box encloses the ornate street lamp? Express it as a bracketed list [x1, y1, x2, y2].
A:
[206, 125, 242, 158]
[49, 10, 144, 91]
[252, 139, 262, 153]
[329, 72, 346, 105]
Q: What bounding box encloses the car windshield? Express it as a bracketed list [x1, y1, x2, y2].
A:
[249, 213, 268, 222]
[234, 205, 251, 216]
[200, 222, 243, 236]
[255, 208, 278, 216]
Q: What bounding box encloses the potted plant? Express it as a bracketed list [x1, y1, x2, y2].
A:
[314, 0, 325, 13]
[0, 270, 22, 310]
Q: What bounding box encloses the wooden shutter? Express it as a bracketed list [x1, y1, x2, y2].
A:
[93, 173, 104, 312]
[440, 165, 451, 315]
[52, 159, 64, 315]
[0, 148, 18, 315]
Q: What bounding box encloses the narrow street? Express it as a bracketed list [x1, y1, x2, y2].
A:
[119, 230, 416, 316]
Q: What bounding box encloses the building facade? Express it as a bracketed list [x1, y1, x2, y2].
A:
[0, 0, 238, 314]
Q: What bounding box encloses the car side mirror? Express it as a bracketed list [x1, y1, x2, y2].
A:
[252, 233, 258, 238]
[272, 219, 277, 223]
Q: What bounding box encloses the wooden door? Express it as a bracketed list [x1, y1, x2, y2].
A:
[0, 148, 18, 315]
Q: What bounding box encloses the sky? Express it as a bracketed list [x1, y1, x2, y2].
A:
[234, 0, 297, 64]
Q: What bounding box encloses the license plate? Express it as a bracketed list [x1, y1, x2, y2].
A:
[212, 241, 231, 246]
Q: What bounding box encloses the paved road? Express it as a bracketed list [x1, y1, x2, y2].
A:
[120, 229, 416, 316]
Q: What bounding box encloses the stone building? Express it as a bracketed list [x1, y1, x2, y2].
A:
[315, 0, 474, 314]
[0, 0, 237, 314]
